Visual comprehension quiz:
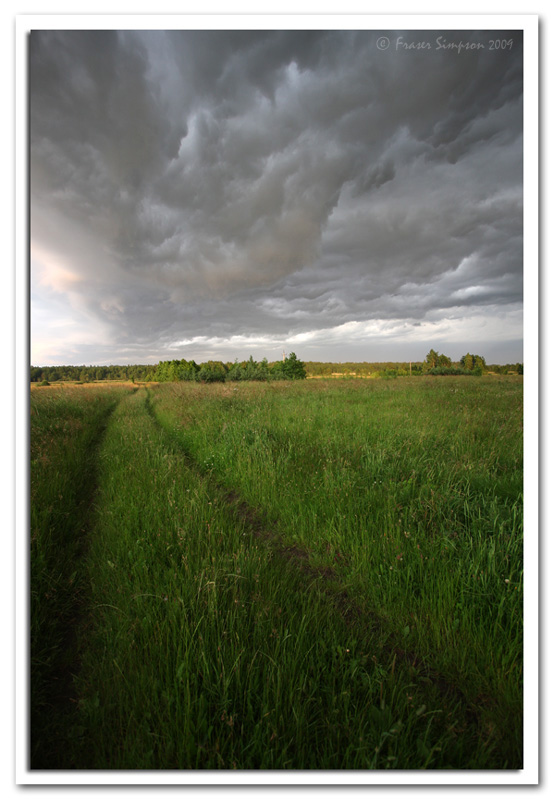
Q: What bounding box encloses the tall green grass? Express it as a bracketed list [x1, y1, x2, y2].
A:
[149, 377, 523, 766]
[30, 378, 523, 769]
[65, 388, 485, 769]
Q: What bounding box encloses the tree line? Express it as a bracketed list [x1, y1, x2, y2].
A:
[152, 353, 307, 383]
[30, 350, 523, 384]
[420, 350, 487, 376]
[30, 353, 307, 384]
[419, 350, 522, 376]
[30, 363, 158, 384]
[305, 352, 522, 378]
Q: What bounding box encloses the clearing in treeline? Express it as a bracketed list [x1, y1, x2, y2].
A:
[30, 375, 523, 770]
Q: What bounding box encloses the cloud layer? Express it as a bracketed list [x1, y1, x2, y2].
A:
[30, 29, 523, 364]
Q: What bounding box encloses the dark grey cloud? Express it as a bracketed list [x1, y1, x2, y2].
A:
[30, 29, 523, 364]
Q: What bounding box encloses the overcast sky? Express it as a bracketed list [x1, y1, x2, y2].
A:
[30, 28, 524, 366]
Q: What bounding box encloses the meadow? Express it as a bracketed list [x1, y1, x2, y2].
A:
[30, 376, 523, 770]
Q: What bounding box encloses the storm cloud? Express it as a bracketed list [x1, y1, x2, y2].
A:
[30, 28, 524, 365]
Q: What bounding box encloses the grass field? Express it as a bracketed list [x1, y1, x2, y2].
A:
[30, 376, 523, 770]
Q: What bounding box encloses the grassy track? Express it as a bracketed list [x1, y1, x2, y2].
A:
[149, 376, 523, 768]
[30, 377, 523, 769]
[30, 384, 131, 767]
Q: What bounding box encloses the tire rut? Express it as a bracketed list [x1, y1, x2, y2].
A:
[143, 389, 493, 741]
[31, 391, 132, 769]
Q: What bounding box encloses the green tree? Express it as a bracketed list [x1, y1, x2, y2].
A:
[175, 360, 199, 381]
[272, 353, 306, 380]
[197, 361, 227, 383]
[286, 353, 306, 379]
[227, 360, 244, 381]
[459, 354, 486, 375]
[422, 350, 440, 373]
[474, 355, 486, 372]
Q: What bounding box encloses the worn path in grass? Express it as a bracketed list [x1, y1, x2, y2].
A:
[30, 386, 134, 768]
[144, 387, 500, 763]
[146, 377, 523, 768]
[68, 387, 495, 769]
[33, 382, 522, 769]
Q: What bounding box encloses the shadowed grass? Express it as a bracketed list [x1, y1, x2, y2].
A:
[30, 384, 132, 768]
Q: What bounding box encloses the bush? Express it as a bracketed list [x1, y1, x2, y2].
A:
[426, 366, 483, 377]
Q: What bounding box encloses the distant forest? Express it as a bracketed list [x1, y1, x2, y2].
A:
[30, 351, 523, 384]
